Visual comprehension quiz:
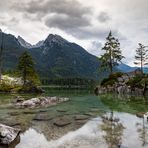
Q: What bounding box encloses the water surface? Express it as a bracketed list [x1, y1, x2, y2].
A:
[0, 89, 148, 148]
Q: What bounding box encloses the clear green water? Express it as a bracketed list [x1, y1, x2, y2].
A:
[0, 88, 148, 148]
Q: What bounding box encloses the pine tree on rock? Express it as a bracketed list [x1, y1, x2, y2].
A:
[134, 43, 148, 74]
[18, 51, 36, 85]
[100, 31, 124, 75]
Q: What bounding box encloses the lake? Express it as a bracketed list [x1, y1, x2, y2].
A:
[0, 88, 148, 148]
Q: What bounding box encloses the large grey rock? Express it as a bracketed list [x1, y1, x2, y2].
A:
[0, 124, 20, 145]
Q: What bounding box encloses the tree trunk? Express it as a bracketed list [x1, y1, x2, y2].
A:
[109, 48, 113, 75]
[141, 53, 143, 75]
[23, 67, 27, 86]
[143, 81, 147, 96]
[0, 32, 4, 81]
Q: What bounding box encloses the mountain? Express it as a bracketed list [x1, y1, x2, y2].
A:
[118, 63, 148, 73]
[0, 32, 100, 80]
[18, 36, 32, 49]
[1, 31, 147, 82]
[117, 63, 137, 72]
[0, 32, 25, 70]
[18, 36, 44, 49]
[28, 34, 100, 80]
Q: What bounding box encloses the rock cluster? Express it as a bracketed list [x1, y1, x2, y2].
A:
[14, 96, 70, 108]
[95, 84, 147, 96]
[95, 70, 148, 96]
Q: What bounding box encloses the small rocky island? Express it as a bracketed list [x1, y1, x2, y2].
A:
[95, 69, 148, 96]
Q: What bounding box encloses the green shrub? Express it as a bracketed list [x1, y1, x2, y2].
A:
[126, 75, 148, 89]
[0, 81, 13, 92]
[101, 72, 123, 86]
[109, 72, 123, 80]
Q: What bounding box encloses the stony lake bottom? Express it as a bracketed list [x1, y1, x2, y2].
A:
[0, 88, 148, 148]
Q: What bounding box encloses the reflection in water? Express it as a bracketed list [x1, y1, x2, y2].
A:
[136, 117, 148, 146]
[100, 94, 148, 115]
[101, 111, 124, 148]
[15, 113, 148, 148]
[16, 119, 104, 148]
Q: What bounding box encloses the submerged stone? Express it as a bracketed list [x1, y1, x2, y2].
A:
[74, 115, 90, 120]
[33, 114, 53, 121]
[53, 116, 72, 127]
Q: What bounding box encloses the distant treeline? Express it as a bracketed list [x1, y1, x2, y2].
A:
[41, 78, 97, 87]
[3, 69, 97, 87]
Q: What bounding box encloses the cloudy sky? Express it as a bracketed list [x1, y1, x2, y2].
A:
[0, 0, 148, 66]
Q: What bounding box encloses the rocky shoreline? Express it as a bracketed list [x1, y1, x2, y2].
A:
[95, 85, 148, 96]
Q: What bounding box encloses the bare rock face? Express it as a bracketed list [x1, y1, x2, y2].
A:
[0, 124, 20, 146]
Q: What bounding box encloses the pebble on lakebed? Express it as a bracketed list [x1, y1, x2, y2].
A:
[14, 96, 70, 108]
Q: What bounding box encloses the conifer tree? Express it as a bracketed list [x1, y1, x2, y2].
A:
[134, 43, 148, 74]
[18, 51, 37, 85]
[100, 31, 124, 74]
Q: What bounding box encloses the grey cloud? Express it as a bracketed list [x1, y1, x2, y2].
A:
[66, 27, 123, 40]
[0, 16, 19, 27]
[13, 0, 93, 36]
[98, 12, 111, 23]
[45, 16, 108, 39]
[13, 0, 92, 18]
[69, 28, 108, 39]
[45, 14, 91, 30]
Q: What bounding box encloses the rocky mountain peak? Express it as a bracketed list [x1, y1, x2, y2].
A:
[17, 36, 32, 49]
[45, 34, 69, 46]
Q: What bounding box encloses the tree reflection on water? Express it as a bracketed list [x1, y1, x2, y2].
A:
[136, 116, 148, 146]
[101, 111, 124, 148]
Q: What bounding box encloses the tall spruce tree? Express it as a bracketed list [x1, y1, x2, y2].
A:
[18, 51, 36, 85]
[134, 43, 148, 74]
[100, 31, 124, 74]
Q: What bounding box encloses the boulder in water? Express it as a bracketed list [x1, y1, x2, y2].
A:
[0, 124, 20, 146]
